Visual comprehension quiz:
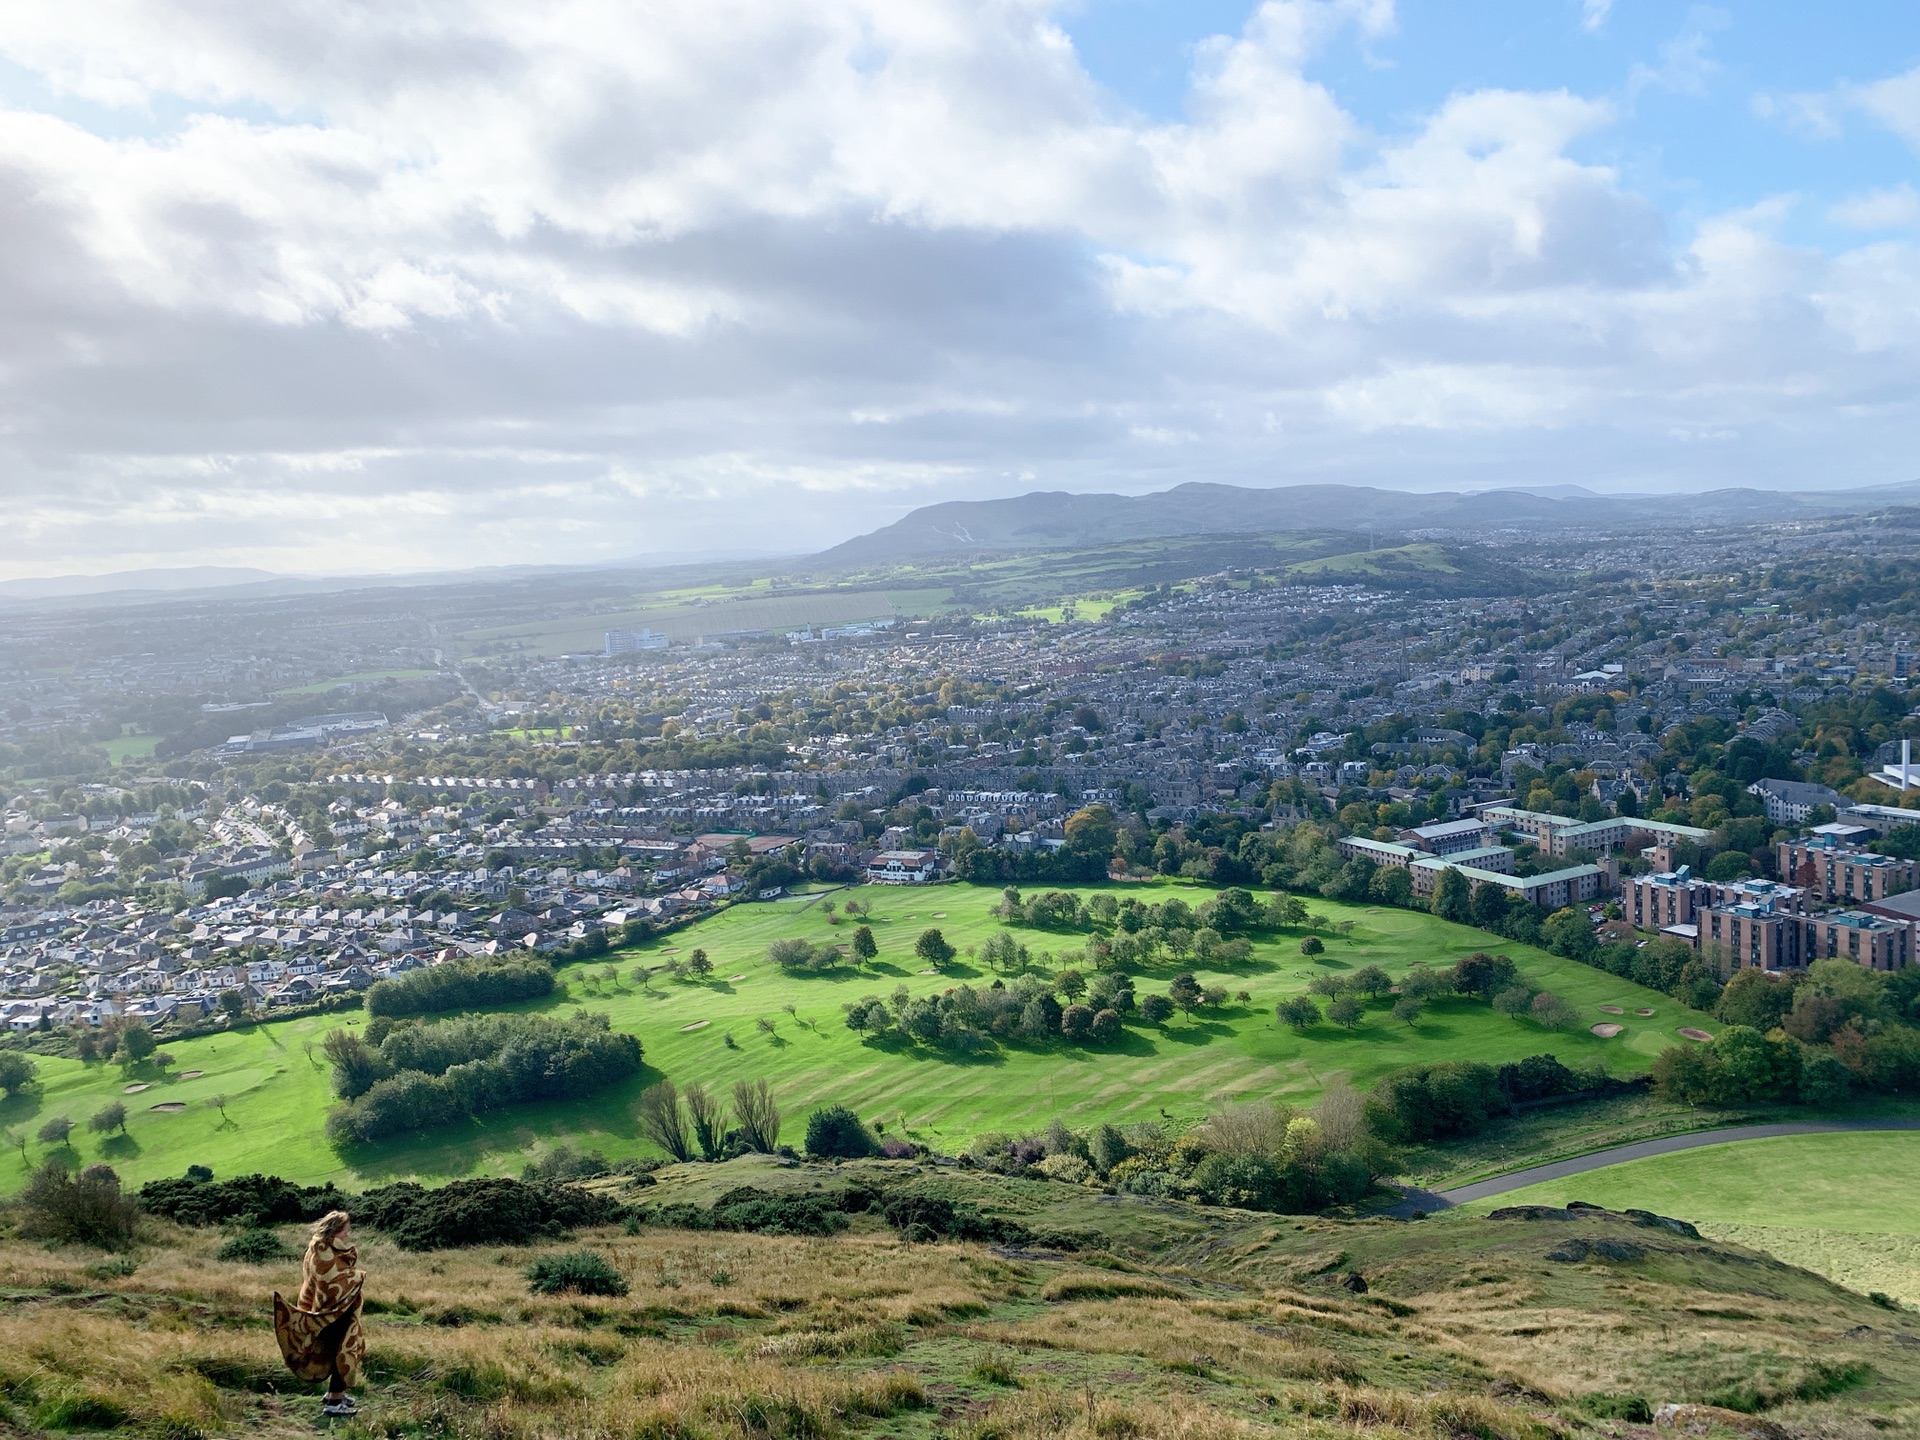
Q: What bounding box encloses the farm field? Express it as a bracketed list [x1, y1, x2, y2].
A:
[457, 588, 900, 657]
[273, 668, 439, 695]
[1465, 1132, 1920, 1302]
[0, 884, 1715, 1191]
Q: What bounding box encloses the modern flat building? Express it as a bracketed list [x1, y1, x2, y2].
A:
[1398, 818, 1492, 856]
[1778, 836, 1920, 905]
[1479, 806, 1712, 857]
[604, 628, 669, 655]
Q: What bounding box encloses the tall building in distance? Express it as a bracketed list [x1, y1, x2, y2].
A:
[604, 628, 669, 655]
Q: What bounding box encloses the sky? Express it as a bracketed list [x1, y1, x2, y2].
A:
[1, 0, 1919, 579]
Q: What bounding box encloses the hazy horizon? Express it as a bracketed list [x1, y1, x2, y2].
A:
[3, 0, 1919, 580]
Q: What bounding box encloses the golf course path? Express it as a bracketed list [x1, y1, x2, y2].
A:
[1388, 1118, 1920, 1218]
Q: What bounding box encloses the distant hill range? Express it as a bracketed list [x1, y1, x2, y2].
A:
[812, 479, 1920, 564]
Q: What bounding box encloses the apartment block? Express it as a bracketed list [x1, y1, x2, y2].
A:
[1778, 836, 1920, 905]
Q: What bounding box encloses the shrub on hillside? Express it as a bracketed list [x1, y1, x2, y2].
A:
[20, 1162, 139, 1249]
[355, 1177, 628, 1251]
[137, 1173, 357, 1227]
[365, 956, 556, 1018]
[523, 1146, 613, 1184]
[218, 1227, 293, 1264]
[632, 1187, 851, 1237]
[881, 1193, 1032, 1246]
[525, 1249, 628, 1297]
[805, 1105, 879, 1159]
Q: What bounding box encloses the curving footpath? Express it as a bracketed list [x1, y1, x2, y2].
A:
[1386, 1118, 1920, 1218]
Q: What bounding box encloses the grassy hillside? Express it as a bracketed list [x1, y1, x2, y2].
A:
[0, 885, 1714, 1191]
[1467, 1131, 1920, 1306]
[3, 1157, 1918, 1437]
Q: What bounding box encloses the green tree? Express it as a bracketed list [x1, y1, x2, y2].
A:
[1431, 867, 1473, 924]
[216, 989, 246, 1021]
[914, 928, 956, 969]
[118, 1023, 157, 1066]
[36, 1115, 74, 1148]
[1137, 993, 1175, 1025]
[1167, 972, 1203, 1021]
[1390, 993, 1424, 1027]
[1056, 967, 1087, 1002]
[1299, 936, 1324, 958]
[0, 1051, 38, 1097]
[88, 1101, 127, 1136]
[850, 925, 878, 962]
[1276, 996, 1320, 1031]
[1492, 985, 1533, 1019]
[1530, 992, 1579, 1030]
[685, 948, 713, 979]
[1328, 994, 1364, 1029]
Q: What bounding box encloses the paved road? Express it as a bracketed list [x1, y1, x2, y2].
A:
[1386, 1118, 1920, 1218]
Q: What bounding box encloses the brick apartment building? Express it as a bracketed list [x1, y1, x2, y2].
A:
[1777, 836, 1920, 905]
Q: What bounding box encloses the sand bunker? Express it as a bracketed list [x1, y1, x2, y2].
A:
[1635, 1008, 1655, 1017]
[918, 969, 940, 975]
[679, 1020, 710, 1032]
[178, 1069, 204, 1079]
[728, 974, 748, 982]
[1678, 1027, 1713, 1042]
[150, 1102, 187, 1113]
[1598, 1004, 1625, 1014]
[123, 1083, 150, 1094]
[1590, 1023, 1624, 1038]
[932, 912, 947, 918]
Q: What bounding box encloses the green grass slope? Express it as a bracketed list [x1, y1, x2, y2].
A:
[1465, 1131, 1920, 1306]
[0, 885, 1714, 1190]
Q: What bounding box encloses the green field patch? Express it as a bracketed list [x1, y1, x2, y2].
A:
[99, 733, 161, 762]
[461, 590, 900, 655]
[0, 886, 1708, 1191]
[1285, 542, 1461, 579]
[1465, 1133, 1920, 1234]
[274, 668, 440, 695]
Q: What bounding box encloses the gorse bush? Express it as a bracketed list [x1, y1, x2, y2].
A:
[137, 1172, 356, 1227]
[217, 1228, 293, 1264]
[355, 1177, 628, 1251]
[324, 1011, 642, 1144]
[364, 955, 556, 1018]
[525, 1249, 628, 1297]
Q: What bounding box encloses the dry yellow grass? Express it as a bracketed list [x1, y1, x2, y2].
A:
[6, 1195, 1920, 1438]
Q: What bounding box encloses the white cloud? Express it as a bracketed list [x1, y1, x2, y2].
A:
[1830, 185, 1920, 231]
[1579, 0, 1612, 35]
[1628, 7, 1727, 101]
[0, 0, 1913, 577]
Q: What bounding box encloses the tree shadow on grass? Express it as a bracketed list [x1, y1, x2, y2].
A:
[1157, 1020, 1232, 1047]
[0, 1091, 42, 1128]
[99, 1133, 142, 1161]
[854, 1034, 1006, 1068]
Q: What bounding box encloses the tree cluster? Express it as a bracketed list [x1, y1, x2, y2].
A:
[323, 1011, 642, 1144]
[364, 955, 556, 1018]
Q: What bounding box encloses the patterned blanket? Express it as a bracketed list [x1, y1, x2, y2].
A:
[273, 1239, 365, 1386]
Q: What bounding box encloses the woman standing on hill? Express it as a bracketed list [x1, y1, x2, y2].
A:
[273, 1210, 366, 1417]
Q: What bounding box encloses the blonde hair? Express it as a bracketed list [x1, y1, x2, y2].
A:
[309, 1210, 351, 1249]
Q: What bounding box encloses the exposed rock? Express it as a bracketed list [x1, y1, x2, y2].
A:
[1652, 1402, 1790, 1438]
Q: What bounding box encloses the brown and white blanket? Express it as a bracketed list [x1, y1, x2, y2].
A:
[273, 1238, 365, 1386]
